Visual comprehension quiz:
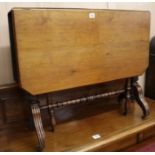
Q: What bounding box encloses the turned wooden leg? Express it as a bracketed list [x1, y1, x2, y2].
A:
[31, 103, 45, 151]
[119, 78, 132, 115]
[132, 77, 150, 119]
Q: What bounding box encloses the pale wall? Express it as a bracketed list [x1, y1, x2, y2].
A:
[0, 2, 155, 91]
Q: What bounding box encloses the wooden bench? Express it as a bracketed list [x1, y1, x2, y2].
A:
[9, 8, 150, 151]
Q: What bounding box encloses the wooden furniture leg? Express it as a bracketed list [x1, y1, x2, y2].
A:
[119, 77, 150, 118]
[119, 78, 132, 115]
[132, 77, 150, 118]
[49, 109, 56, 131]
[31, 102, 45, 151]
[46, 94, 56, 132]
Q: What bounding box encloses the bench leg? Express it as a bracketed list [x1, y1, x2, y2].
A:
[31, 103, 45, 151]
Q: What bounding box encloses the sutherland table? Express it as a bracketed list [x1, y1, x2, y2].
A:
[9, 8, 150, 151]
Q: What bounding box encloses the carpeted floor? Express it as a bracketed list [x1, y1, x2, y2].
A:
[133, 143, 155, 152]
[128, 137, 155, 152]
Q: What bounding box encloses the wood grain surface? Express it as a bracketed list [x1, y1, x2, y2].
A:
[1, 97, 155, 151]
[11, 8, 150, 95]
